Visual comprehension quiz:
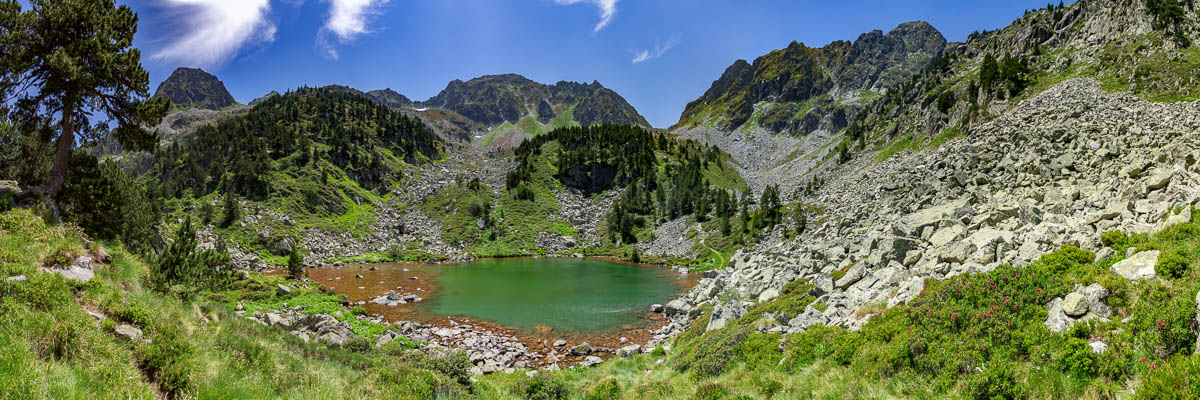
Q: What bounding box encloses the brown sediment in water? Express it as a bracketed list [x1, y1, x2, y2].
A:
[300, 258, 698, 361]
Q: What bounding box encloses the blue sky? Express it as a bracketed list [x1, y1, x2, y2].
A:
[125, 0, 1071, 128]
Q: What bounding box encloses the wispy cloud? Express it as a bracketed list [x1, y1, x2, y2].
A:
[632, 34, 681, 64]
[554, 0, 618, 32]
[151, 0, 276, 68]
[317, 0, 389, 59]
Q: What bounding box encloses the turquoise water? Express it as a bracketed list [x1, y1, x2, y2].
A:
[417, 258, 688, 333]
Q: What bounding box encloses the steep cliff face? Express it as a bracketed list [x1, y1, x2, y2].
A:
[153, 67, 238, 111]
[678, 21, 947, 134]
[419, 74, 650, 128]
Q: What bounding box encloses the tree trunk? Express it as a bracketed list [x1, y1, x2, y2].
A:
[47, 98, 76, 194]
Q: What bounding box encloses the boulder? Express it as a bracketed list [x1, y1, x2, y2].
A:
[114, 324, 143, 342]
[757, 288, 780, 302]
[581, 356, 603, 367]
[616, 345, 641, 357]
[1062, 292, 1089, 317]
[553, 340, 567, 348]
[1044, 298, 1071, 333]
[276, 284, 292, 296]
[269, 237, 297, 257]
[664, 299, 688, 316]
[571, 343, 592, 356]
[1089, 341, 1108, 354]
[811, 274, 834, 296]
[649, 304, 664, 313]
[1110, 250, 1159, 281]
[4, 275, 26, 282]
[706, 300, 749, 331]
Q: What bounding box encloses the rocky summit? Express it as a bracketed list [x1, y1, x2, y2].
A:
[153, 67, 238, 111]
[7, 0, 1200, 399]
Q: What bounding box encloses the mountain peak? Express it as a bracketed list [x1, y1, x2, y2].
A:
[420, 73, 648, 128]
[154, 67, 237, 111]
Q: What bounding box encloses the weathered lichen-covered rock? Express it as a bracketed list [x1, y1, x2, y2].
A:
[1110, 250, 1160, 281]
[1062, 292, 1089, 317]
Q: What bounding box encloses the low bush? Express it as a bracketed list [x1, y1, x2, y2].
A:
[963, 361, 1026, 400]
[1137, 354, 1200, 400]
[584, 378, 622, 400]
[692, 383, 732, 400]
[136, 326, 197, 397]
[515, 374, 570, 400]
[1155, 250, 1189, 279]
[1056, 337, 1097, 377]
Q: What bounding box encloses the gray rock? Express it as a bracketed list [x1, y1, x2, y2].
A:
[811, 274, 834, 296]
[649, 304, 664, 313]
[1081, 283, 1112, 318]
[757, 288, 780, 302]
[114, 323, 143, 342]
[236, 270, 251, 280]
[553, 340, 567, 348]
[1062, 292, 1089, 317]
[834, 264, 867, 289]
[664, 299, 688, 316]
[4, 275, 26, 282]
[706, 300, 749, 331]
[269, 237, 297, 257]
[265, 312, 284, 326]
[1089, 341, 1108, 354]
[571, 343, 592, 356]
[1110, 250, 1159, 281]
[276, 284, 292, 296]
[581, 356, 603, 367]
[1044, 298, 1071, 333]
[616, 345, 641, 357]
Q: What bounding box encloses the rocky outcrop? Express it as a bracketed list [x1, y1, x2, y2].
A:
[1110, 250, 1159, 281]
[677, 21, 947, 133]
[154, 67, 237, 111]
[660, 78, 1200, 338]
[419, 74, 649, 128]
[1045, 283, 1112, 333]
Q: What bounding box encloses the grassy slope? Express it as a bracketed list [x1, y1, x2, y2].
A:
[0, 209, 466, 399]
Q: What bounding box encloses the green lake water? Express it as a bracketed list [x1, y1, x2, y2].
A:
[416, 258, 689, 333]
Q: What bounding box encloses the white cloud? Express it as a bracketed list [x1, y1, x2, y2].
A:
[317, 0, 388, 59]
[151, 0, 276, 68]
[632, 34, 681, 64]
[554, 0, 618, 32]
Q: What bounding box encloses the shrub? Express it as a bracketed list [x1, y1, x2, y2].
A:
[117, 300, 153, 327]
[650, 346, 667, 357]
[675, 324, 752, 378]
[738, 332, 783, 371]
[1056, 337, 1096, 377]
[343, 336, 372, 353]
[964, 361, 1026, 400]
[516, 374, 570, 400]
[585, 378, 621, 400]
[137, 327, 197, 397]
[1034, 245, 1094, 274]
[1155, 250, 1189, 279]
[376, 366, 446, 400]
[416, 349, 471, 387]
[1101, 230, 1130, 251]
[1128, 282, 1197, 358]
[1137, 354, 1200, 400]
[692, 383, 732, 400]
[781, 324, 842, 371]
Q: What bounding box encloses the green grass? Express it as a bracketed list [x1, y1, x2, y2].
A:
[0, 208, 469, 399]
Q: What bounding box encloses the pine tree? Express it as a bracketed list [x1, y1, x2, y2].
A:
[1, 0, 169, 193]
[221, 192, 240, 228]
[287, 246, 306, 281]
